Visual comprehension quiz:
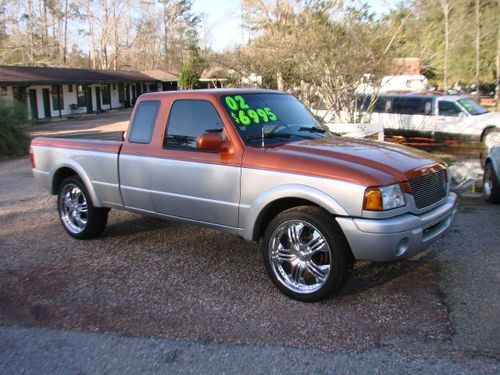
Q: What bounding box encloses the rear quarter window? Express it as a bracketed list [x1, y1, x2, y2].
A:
[128, 100, 161, 144]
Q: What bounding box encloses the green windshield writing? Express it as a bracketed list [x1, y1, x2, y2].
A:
[224, 95, 278, 126]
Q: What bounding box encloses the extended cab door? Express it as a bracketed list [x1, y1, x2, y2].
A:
[149, 98, 241, 228]
[119, 100, 161, 212]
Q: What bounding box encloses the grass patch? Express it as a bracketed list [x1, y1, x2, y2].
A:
[0, 98, 29, 159]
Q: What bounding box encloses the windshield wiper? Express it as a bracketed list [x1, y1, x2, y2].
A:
[246, 133, 294, 142]
[298, 126, 327, 133]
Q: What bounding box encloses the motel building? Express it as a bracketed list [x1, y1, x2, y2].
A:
[0, 65, 178, 120]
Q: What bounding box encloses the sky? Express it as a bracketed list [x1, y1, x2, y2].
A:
[192, 0, 400, 52]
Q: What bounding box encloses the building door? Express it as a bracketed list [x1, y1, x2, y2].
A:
[86, 85, 93, 113]
[28, 89, 38, 120]
[42, 88, 51, 118]
[95, 86, 102, 111]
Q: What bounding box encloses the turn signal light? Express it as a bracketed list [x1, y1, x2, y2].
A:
[364, 188, 383, 211]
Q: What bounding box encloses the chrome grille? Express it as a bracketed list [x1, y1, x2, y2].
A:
[409, 169, 447, 209]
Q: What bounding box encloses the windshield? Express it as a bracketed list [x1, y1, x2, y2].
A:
[220, 93, 328, 146]
[457, 98, 488, 116]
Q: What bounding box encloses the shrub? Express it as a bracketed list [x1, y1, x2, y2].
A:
[0, 98, 29, 159]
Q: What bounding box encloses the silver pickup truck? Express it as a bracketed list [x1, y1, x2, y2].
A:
[30, 89, 458, 301]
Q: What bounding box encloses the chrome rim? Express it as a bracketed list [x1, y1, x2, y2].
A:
[484, 165, 492, 197]
[59, 183, 88, 234]
[485, 131, 500, 150]
[269, 220, 331, 294]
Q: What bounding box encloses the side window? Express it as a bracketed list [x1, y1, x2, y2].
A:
[128, 100, 160, 144]
[374, 97, 391, 113]
[164, 100, 223, 150]
[438, 101, 462, 117]
[393, 97, 432, 115]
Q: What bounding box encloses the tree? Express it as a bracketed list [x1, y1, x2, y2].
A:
[178, 47, 206, 89]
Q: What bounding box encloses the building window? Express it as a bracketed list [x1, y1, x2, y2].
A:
[77, 85, 87, 107]
[149, 83, 158, 92]
[12, 87, 26, 104]
[52, 85, 64, 110]
[113, 84, 117, 90]
[68, 84, 73, 92]
[102, 84, 110, 105]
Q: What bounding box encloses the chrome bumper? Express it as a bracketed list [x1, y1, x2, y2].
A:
[336, 193, 458, 262]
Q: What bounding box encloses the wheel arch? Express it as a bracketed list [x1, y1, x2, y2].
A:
[50, 161, 103, 207]
[245, 184, 349, 241]
[480, 126, 499, 142]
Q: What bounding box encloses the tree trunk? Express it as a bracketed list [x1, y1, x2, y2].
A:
[63, 0, 68, 64]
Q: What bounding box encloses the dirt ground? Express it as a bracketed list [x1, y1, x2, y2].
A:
[0, 113, 498, 372]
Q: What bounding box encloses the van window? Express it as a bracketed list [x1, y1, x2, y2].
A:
[374, 97, 392, 113]
[438, 101, 462, 117]
[392, 97, 433, 115]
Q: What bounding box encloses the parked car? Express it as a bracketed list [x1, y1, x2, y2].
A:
[30, 89, 458, 301]
[364, 93, 500, 149]
[483, 145, 500, 203]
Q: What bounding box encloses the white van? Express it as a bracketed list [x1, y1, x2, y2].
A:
[367, 94, 500, 149]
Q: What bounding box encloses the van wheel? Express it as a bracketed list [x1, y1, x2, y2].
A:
[57, 176, 108, 239]
[262, 206, 353, 302]
[483, 129, 500, 150]
[483, 162, 500, 203]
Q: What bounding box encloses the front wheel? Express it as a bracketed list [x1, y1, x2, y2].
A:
[483, 129, 500, 150]
[262, 206, 354, 302]
[483, 162, 500, 203]
[57, 176, 109, 239]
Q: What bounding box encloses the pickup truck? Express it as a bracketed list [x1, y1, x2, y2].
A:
[30, 89, 458, 301]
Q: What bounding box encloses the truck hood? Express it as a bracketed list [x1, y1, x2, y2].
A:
[475, 111, 500, 126]
[242, 137, 444, 186]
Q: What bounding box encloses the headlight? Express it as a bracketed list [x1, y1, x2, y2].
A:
[364, 184, 406, 211]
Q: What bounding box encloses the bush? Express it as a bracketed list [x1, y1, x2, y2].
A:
[0, 98, 29, 159]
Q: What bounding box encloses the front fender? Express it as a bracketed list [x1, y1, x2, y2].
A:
[241, 183, 348, 240]
[49, 159, 103, 207]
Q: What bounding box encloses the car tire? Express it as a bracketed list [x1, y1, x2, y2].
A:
[483, 129, 500, 151]
[483, 162, 500, 203]
[57, 176, 109, 239]
[262, 206, 354, 302]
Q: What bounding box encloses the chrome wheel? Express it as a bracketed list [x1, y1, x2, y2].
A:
[484, 130, 500, 151]
[59, 183, 88, 234]
[269, 220, 331, 294]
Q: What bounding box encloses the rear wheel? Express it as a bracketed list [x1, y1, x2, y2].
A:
[483, 162, 500, 203]
[57, 176, 108, 239]
[262, 206, 353, 302]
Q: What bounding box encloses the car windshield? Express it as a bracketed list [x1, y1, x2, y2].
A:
[457, 98, 488, 116]
[220, 93, 328, 146]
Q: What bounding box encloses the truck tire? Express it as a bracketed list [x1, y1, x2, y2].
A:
[483, 128, 500, 150]
[483, 162, 500, 203]
[57, 176, 109, 239]
[262, 206, 354, 302]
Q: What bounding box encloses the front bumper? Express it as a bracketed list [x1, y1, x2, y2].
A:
[336, 193, 458, 262]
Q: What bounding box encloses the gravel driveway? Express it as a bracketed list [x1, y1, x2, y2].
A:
[0, 115, 498, 373]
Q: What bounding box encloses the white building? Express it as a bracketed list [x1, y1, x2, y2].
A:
[0, 66, 178, 120]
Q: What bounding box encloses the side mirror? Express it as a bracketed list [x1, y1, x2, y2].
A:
[458, 111, 467, 119]
[197, 132, 234, 155]
[196, 132, 223, 152]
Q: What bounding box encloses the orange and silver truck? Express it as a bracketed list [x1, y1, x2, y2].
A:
[30, 89, 458, 301]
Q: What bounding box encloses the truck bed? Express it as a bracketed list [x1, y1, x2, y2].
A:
[31, 137, 124, 208]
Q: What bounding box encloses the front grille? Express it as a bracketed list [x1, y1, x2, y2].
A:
[409, 169, 447, 209]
